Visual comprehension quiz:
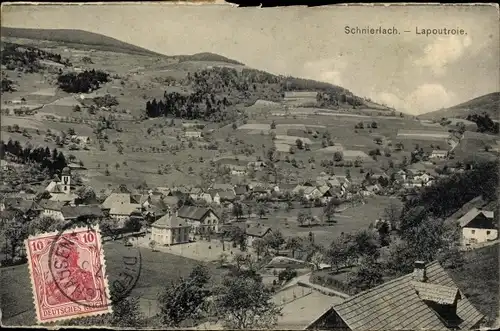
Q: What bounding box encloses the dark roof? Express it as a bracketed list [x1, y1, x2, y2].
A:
[0, 210, 19, 219]
[177, 206, 217, 221]
[234, 185, 248, 195]
[446, 196, 488, 221]
[219, 190, 236, 200]
[252, 185, 269, 193]
[246, 225, 272, 238]
[330, 261, 484, 331]
[211, 183, 234, 191]
[38, 199, 68, 211]
[152, 212, 190, 229]
[4, 198, 39, 213]
[61, 205, 104, 219]
[279, 183, 298, 192]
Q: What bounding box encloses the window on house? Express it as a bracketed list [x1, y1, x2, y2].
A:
[471, 230, 475, 234]
[487, 231, 491, 235]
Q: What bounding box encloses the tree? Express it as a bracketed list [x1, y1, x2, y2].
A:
[374, 137, 383, 145]
[257, 203, 268, 219]
[233, 252, 247, 272]
[289, 146, 297, 154]
[270, 120, 276, 129]
[383, 200, 402, 231]
[158, 265, 211, 327]
[347, 257, 384, 293]
[296, 139, 304, 150]
[266, 230, 285, 255]
[229, 226, 247, 250]
[333, 151, 343, 162]
[285, 237, 303, 259]
[252, 238, 268, 258]
[371, 121, 378, 129]
[352, 230, 380, 260]
[310, 251, 324, 271]
[326, 235, 355, 273]
[109, 294, 145, 327]
[73, 105, 81, 112]
[213, 275, 282, 329]
[297, 210, 307, 227]
[232, 202, 244, 219]
[323, 198, 341, 223]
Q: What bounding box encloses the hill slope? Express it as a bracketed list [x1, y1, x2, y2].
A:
[179, 52, 244, 65]
[1, 27, 167, 57]
[419, 92, 500, 120]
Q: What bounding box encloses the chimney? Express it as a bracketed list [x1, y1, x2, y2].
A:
[413, 261, 427, 282]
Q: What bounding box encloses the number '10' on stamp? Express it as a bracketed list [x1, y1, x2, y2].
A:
[25, 225, 112, 324]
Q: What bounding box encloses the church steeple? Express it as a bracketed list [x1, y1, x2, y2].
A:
[61, 167, 71, 194]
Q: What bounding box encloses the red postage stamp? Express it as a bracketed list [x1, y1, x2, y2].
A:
[25, 225, 112, 324]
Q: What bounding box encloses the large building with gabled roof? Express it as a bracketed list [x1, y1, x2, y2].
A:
[307, 261, 484, 331]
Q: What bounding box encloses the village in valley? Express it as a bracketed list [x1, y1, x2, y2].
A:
[1, 7, 499, 330]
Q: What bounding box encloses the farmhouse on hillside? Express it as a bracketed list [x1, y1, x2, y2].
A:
[307, 261, 484, 330]
[151, 210, 191, 246]
[176, 206, 220, 234]
[457, 207, 497, 247]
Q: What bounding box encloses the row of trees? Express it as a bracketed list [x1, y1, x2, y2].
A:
[1, 139, 68, 175]
[145, 92, 232, 122]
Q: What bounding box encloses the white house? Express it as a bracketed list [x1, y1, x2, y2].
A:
[229, 165, 247, 176]
[185, 131, 202, 138]
[458, 208, 497, 247]
[430, 150, 448, 159]
[70, 135, 91, 147]
[38, 200, 68, 221]
[151, 210, 191, 246]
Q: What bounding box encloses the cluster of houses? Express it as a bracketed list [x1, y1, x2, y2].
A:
[1, 163, 497, 250]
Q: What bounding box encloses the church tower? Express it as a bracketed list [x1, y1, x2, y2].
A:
[61, 167, 71, 194]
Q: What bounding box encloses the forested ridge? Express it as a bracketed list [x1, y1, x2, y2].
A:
[144, 66, 367, 122]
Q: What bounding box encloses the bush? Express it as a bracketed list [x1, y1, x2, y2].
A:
[93, 94, 119, 108]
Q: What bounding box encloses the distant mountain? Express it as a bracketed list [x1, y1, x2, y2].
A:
[1, 27, 167, 57]
[419, 92, 500, 120]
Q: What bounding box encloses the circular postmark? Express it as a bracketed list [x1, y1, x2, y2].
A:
[47, 217, 142, 309]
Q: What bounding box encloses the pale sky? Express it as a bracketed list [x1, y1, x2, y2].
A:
[2, 3, 499, 115]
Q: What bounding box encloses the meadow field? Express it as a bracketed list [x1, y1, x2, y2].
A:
[0, 241, 225, 325]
